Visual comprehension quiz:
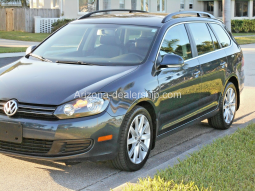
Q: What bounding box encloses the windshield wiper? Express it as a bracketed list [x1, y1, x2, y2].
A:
[26, 53, 53, 63]
[56, 60, 96, 65]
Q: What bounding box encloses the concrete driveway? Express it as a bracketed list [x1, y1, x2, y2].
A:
[0, 44, 254, 191]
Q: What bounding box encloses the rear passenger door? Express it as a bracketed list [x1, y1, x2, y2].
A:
[187, 22, 227, 113]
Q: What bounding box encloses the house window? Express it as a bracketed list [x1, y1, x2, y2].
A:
[205, 1, 214, 12]
[131, 0, 137, 10]
[79, 0, 97, 13]
[103, 0, 111, 9]
[32, 0, 37, 8]
[53, 0, 59, 8]
[120, 0, 125, 9]
[254, 1, 255, 16]
[236, 1, 248, 17]
[157, 0, 165, 12]
[131, 0, 137, 9]
[189, 0, 193, 9]
[141, 0, 149, 11]
[218, 1, 223, 17]
[180, 0, 184, 10]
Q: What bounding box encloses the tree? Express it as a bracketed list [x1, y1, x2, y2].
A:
[1, 0, 28, 7]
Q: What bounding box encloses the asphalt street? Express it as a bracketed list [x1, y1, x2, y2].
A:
[0, 57, 22, 68]
[0, 44, 254, 191]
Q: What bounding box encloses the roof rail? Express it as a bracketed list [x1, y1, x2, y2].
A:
[162, 11, 216, 23]
[79, 9, 148, 20]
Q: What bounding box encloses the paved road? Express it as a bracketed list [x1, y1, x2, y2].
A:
[0, 45, 255, 191]
[0, 57, 22, 68]
[0, 39, 39, 47]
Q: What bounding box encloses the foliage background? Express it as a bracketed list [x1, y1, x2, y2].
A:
[232, 19, 255, 33]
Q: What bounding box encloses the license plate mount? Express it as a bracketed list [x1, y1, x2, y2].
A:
[0, 122, 22, 143]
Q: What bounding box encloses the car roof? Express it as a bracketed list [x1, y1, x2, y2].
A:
[72, 12, 222, 28]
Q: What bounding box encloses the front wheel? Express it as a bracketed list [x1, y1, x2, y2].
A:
[111, 106, 153, 171]
[208, 82, 237, 130]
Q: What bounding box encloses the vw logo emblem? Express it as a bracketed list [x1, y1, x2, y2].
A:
[4, 100, 18, 116]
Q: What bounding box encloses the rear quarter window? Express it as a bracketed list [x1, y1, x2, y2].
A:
[210, 24, 231, 48]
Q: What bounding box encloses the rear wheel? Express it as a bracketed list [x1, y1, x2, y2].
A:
[111, 106, 153, 171]
[208, 82, 237, 130]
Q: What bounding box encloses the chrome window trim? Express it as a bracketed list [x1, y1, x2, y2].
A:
[155, 21, 233, 66]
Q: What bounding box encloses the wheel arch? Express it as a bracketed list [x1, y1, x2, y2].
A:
[225, 75, 240, 110]
[127, 99, 158, 150]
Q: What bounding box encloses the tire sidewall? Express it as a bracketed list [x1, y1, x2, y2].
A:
[220, 82, 237, 128]
[122, 106, 153, 171]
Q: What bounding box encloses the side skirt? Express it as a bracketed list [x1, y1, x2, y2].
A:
[156, 107, 219, 141]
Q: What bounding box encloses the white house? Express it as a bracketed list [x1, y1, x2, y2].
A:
[29, 0, 255, 20]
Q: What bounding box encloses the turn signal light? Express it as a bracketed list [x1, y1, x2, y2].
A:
[98, 135, 113, 142]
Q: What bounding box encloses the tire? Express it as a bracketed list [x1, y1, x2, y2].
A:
[111, 106, 153, 171]
[208, 82, 237, 130]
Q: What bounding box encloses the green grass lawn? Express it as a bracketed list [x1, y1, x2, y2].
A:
[0, 31, 49, 42]
[125, 124, 255, 191]
[233, 33, 255, 36]
[235, 36, 255, 45]
[0, 47, 27, 53]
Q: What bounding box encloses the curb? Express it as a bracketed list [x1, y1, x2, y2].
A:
[0, 52, 25, 58]
[113, 118, 255, 191]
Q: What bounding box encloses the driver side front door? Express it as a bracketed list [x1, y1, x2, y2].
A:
[157, 24, 202, 134]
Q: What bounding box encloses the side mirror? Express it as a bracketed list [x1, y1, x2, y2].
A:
[157, 54, 184, 69]
[26, 45, 37, 55]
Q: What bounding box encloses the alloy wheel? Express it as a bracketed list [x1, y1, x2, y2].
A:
[223, 87, 236, 124]
[127, 114, 151, 164]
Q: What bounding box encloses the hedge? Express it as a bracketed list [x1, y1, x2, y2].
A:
[52, 19, 75, 32]
[232, 19, 255, 33]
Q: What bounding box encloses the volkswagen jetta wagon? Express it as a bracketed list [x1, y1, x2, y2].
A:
[0, 10, 244, 171]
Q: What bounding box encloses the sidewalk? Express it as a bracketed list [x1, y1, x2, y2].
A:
[0, 38, 40, 48]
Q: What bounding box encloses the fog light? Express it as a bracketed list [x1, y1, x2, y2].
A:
[64, 104, 75, 116]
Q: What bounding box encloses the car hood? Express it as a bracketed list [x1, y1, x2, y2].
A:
[0, 58, 138, 105]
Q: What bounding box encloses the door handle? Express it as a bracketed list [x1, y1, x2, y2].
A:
[193, 71, 200, 78]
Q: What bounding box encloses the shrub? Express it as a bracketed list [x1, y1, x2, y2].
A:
[52, 19, 75, 33]
[231, 20, 243, 33]
[231, 19, 255, 33]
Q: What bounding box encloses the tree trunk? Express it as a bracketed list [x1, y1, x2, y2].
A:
[223, 0, 231, 31]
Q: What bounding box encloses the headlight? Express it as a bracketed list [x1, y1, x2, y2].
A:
[54, 96, 109, 119]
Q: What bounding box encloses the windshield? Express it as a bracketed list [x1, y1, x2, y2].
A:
[32, 24, 158, 65]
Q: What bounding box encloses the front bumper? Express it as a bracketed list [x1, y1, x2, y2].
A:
[0, 111, 124, 162]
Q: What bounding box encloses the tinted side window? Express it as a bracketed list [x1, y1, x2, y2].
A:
[160, 24, 192, 60]
[188, 23, 214, 56]
[208, 25, 220, 50]
[210, 24, 231, 48]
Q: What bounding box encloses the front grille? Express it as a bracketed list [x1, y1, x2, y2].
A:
[0, 138, 92, 157]
[0, 138, 53, 155]
[0, 100, 58, 120]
